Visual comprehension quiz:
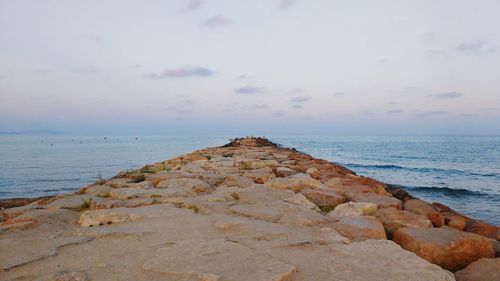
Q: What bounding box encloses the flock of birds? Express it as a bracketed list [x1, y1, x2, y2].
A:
[40, 137, 140, 146]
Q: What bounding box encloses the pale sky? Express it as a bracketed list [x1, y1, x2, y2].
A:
[1, 0, 499, 135]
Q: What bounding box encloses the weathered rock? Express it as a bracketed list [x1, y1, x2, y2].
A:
[327, 201, 378, 218]
[443, 212, 468, 230]
[266, 239, 455, 281]
[393, 226, 496, 271]
[375, 207, 432, 237]
[235, 185, 294, 204]
[45, 195, 94, 211]
[306, 167, 321, 179]
[156, 178, 213, 193]
[79, 205, 180, 227]
[264, 174, 325, 193]
[464, 219, 500, 240]
[229, 201, 306, 223]
[332, 215, 387, 241]
[54, 271, 88, 281]
[242, 167, 276, 184]
[404, 199, 444, 227]
[283, 193, 320, 211]
[220, 175, 254, 188]
[143, 239, 297, 280]
[454, 258, 500, 281]
[275, 166, 297, 177]
[346, 192, 403, 209]
[300, 188, 345, 212]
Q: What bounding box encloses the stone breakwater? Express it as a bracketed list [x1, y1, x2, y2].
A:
[1, 137, 498, 281]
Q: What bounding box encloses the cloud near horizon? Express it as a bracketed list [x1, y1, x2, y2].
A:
[279, 0, 296, 10]
[183, 0, 204, 12]
[457, 40, 495, 54]
[418, 111, 448, 117]
[290, 96, 311, 103]
[203, 15, 232, 27]
[428, 92, 463, 99]
[234, 86, 265, 94]
[145, 66, 215, 79]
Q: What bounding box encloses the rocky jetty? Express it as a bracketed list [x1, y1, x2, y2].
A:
[1, 137, 498, 280]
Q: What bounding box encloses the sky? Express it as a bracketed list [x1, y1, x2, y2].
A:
[0, 0, 500, 135]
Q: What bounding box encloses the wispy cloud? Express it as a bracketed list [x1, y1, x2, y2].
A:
[273, 111, 286, 116]
[83, 33, 101, 42]
[145, 66, 214, 79]
[290, 88, 305, 93]
[203, 15, 232, 27]
[460, 113, 476, 117]
[481, 107, 500, 112]
[387, 109, 404, 114]
[252, 104, 268, 109]
[279, 0, 296, 10]
[183, 0, 204, 12]
[73, 67, 97, 75]
[235, 74, 252, 80]
[333, 92, 345, 97]
[457, 40, 495, 54]
[418, 111, 448, 117]
[292, 104, 302, 109]
[428, 92, 463, 99]
[290, 96, 311, 103]
[360, 110, 375, 116]
[234, 86, 265, 94]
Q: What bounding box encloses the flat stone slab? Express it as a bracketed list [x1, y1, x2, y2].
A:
[346, 192, 403, 209]
[375, 207, 432, 237]
[142, 239, 297, 281]
[393, 226, 495, 272]
[455, 258, 500, 281]
[332, 215, 387, 241]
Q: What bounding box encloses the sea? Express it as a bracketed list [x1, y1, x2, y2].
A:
[0, 135, 499, 225]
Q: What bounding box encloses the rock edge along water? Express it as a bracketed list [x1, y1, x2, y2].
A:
[0, 137, 498, 280]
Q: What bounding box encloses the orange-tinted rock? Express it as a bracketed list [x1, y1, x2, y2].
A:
[346, 192, 402, 210]
[464, 219, 500, 240]
[455, 258, 500, 281]
[375, 207, 432, 238]
[300, 188, 346, 212]
[404, 199, 444, 227]
[443, 212, 468, 231]
[305, 167, 321, 179]
[332, 215, 387, 241]
[387, 186, 414, 202]
[393, 226, 496, 272]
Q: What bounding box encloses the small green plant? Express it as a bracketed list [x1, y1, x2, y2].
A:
[79, 198, 92, 211]
[95, 173, 106, 185]
[132, 173, 146, 183]
[204, 154, 212, 160]
[240, 161, 253, 170]
[222, 152, 234, 157]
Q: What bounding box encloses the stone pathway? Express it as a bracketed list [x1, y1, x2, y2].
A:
[1, 137, 498, 280]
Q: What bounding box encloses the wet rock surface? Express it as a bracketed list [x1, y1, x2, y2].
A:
[0, 137, 497, 280]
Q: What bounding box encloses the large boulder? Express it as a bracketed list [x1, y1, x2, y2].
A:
[404, 199, 444, 227]
[221, 175, 254, 188]
[264, 174, 325, 193]
[156, 178, 213, 193]
[393, 226, 496, 272]
[375, 207, 432, 238]
[443, 212, 468, 230]
[275, 166, 297, 177]
[327, 201, 378, 218]
[300, 188, 346, 212]
[142, 239, 296, 280]
[331, 215, 387, 241]
[464, 219, 500, 240]
[346, 192, 403, 210]
[455, 258, 500, 281]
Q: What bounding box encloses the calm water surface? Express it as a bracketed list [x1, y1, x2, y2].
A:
[1, 135, 498, 225]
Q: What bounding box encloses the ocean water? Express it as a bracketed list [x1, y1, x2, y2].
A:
[0, 135, 499, 225]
